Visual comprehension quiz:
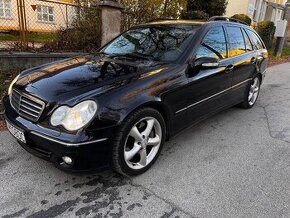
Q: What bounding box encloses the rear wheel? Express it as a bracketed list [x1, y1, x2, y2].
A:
[112, 108, 165, 176]
[240, 76, 261, 109]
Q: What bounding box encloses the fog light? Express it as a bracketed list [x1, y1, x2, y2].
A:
[62, 156, 73, 165]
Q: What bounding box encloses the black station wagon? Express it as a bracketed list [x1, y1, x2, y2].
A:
[3, 17, 268, 176]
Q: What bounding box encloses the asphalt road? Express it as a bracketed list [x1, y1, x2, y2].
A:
[1, 63, 290, 218]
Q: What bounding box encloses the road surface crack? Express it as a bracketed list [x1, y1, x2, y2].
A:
[258, 105, 290, 144]
[128, 179, 197, 218]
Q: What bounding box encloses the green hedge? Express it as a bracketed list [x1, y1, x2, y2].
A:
[256, 21, 276, 49]
[231, 14, 252, 25]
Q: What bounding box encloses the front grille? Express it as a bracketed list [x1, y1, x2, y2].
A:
[10, 89, 45, 122]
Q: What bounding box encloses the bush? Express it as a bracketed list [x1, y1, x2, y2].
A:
[256, 21, 276, 49]
[231, 14, 252, 25]
[43, 6, 101, 52]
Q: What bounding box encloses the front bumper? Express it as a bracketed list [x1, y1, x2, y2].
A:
[2, 96, 115, 172]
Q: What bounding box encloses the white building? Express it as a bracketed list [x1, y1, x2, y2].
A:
[225, 0, 287, 25]
[0, 0, 77, 32]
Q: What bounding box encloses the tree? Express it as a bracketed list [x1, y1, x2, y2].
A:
[183, 0, 228, 20]
[119, 0, 186, 30]
[162, 0, 187, 18]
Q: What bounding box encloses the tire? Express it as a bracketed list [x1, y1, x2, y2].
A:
[239, 75, 261, 109]
[112, 107, 166, 176]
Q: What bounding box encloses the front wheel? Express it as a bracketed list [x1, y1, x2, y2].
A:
[112, 108, 166, 176]
[240, 76, 261, 109]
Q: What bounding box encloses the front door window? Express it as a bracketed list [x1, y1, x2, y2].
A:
[196, 26, 227, 60]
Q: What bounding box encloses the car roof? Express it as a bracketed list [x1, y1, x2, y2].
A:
[208, 21, 250, 28]
[140, 19, 206, 26]
[139, 19, 250, 28]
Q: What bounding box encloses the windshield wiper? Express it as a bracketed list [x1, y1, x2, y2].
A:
[96, 51, 107, 55]
[124, 53, 151, 60]
[109, 52, 156, 61]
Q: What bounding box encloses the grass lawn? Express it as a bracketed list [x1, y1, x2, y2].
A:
[280, 44, 290, 56]
[268, 43, 290, 66]
[27, 32, 58, 43]
[268, 44, 290, 57]
[0, 32, 57, 43]
[0, 33, 18, 41]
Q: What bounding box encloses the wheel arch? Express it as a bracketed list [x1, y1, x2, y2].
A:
[257, 72, 263, 83]
[124, 101, 171, 140]
[253, 65, 263, 83]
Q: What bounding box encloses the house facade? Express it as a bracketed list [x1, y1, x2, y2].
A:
[0, 0, 77, 32]
[225, 0, 287, 25]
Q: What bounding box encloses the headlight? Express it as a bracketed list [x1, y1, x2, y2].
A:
[50, 100, 97, 131]
[8, 74, 20, 96]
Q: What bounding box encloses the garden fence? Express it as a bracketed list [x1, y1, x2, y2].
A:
[0, 0, 100, 52]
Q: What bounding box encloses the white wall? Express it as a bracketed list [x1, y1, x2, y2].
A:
[225, 0, 249, 17]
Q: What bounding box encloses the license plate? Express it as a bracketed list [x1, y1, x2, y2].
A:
[6, 120, 26, 143]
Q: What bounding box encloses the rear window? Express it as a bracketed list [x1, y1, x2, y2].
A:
[226, 26, 246, 57]
[245, 29, 264, 50]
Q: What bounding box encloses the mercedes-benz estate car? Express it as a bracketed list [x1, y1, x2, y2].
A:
[3, 17, 268, 176]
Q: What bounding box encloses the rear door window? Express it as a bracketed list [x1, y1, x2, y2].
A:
[242, 29, 254, 52]
[226, 26, 246, 57]
[196, 26, 227, 59]
[245, 29, 264, 50]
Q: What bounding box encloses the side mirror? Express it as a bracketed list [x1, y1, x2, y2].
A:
[193, 57, 220, 69]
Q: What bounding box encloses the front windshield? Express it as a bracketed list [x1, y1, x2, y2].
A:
[101, 25, 201, 62]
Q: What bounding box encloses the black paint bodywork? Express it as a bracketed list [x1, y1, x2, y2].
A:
[3, 20, 268, 171]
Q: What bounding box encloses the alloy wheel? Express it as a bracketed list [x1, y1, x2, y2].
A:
[248, 77, 260, 106]
[124, 117, 162, 170]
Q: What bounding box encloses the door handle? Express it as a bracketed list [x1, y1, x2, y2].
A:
[251, 57, 257, 63]
[225, 65, 234, 73]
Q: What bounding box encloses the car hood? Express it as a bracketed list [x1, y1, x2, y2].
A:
[14, 55, 169, 104]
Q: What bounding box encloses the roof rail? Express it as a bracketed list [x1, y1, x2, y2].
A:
[147, 18, 177, 23]
[208, 16, 249, 26]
